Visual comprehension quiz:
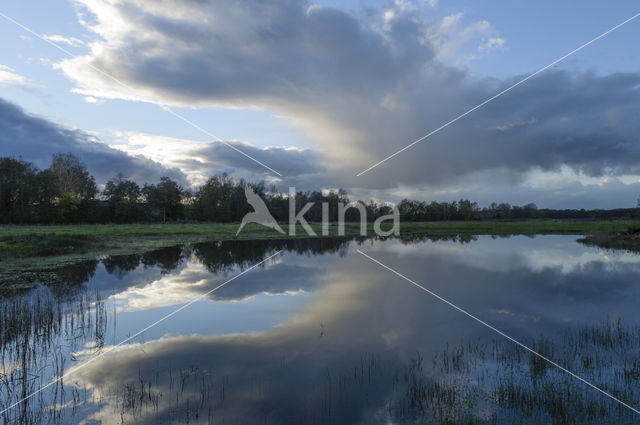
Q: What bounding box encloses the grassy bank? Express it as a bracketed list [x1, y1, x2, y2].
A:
[2, 219, 637, 240]
[1, 220, 638, 287]
[578, 226, 640, 253]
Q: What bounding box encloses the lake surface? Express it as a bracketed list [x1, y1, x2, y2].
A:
[1, 235, 640, 424]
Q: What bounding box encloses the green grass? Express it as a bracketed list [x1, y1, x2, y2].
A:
[0, 222, 370, 281]
[0, 219, 638, 287]
[395, 219, 638, 236]
[0, 219, 636, 240]
[578, 226, 640, 253]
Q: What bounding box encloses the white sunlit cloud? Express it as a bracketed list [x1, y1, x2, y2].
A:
[428, 12, 505, 65]
[108, 255, 295, 313]
[0, 64, 31, 86]
[108, 131, 215, 186]
[83, 95, 105, 104]
[110, 261, 215, 313]
[42, 34, 85, 47]
[107, 130, 324, 187]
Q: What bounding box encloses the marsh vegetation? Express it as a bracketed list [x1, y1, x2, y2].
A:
[0, 236, 639, 424]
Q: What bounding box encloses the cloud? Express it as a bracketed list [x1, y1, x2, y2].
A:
[52, 0, 640, 201]
[62, 236, 640, 424]
[428, 12, 505, 64]
[0, 95, 328, 190]
[0, 97, 187, 186]
[0, 64, 31, 86]
[109, 131, 324, 186]
[479, 37, 505, 52]
[111, 258, 327, 312]
[83, 95, 105, 104]
[42, 34, 85, 46]
[347, 164, 640, 209]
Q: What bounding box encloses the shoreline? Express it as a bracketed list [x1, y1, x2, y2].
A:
[1, 220, 638, 289]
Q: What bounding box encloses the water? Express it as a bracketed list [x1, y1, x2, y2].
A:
[1, 235, 640, 424]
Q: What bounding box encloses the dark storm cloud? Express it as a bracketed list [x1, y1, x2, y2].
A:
[70, 0, 427, 103]
[60, 0, 640, 192]
[0, 97, 187, 185]
[468, 71, 640, 176]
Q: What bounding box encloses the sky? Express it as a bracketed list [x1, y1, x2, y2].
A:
[0, 0, 639, 209]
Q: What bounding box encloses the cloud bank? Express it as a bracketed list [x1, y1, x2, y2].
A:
[110, 131, 324, 186]
[0, 97, 322, 188]
[0, 97, 186, 185]
[54, 0, 640, 196]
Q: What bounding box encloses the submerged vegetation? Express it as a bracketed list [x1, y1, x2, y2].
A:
[3, 283, 638, 425]
[392, 319, 640, 424]
[1, 238, 639, 423]
[87, 320, 639, 425]
[0, 286, 108, 425]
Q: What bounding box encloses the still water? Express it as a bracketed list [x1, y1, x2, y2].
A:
[1, 235, 640, 424]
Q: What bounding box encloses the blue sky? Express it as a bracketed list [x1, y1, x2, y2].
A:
[0, 0, 308, 149]
[0, 0, 639, 208]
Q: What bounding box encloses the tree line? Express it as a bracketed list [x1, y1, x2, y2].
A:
[396, 199, 640, 220]
[0, 154, 637, 224]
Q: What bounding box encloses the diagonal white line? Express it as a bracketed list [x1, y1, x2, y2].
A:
[356, 11, 640, 177]
[0, 11, 283, 177]
[356, 249, 640, 415]
[0, 250, 283, 416]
